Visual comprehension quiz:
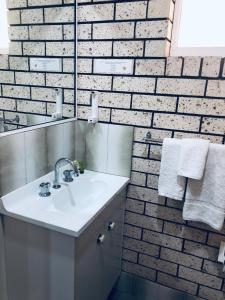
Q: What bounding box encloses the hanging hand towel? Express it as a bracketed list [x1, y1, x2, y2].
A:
[177, 138, 210, 180]
[158, 138, 185, 201]
[183, 143, 225, 231]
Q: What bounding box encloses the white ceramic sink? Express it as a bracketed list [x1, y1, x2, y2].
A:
[0, 170, 129, 237]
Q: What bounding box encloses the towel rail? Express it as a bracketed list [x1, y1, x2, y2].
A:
[142, 132, 163, 145]
[0, 115, 21, 132]
[0, 115, 20, 124]
[142, 132, 182, 145]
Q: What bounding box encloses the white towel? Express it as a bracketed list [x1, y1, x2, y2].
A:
[158, 138, 185, 201]
[178, 138, 210, 180]
[183, 143, 225, 231]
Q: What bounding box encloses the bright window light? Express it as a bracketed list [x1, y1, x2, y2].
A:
[171, 0, 225, 56]
[0, 0, 9, 54]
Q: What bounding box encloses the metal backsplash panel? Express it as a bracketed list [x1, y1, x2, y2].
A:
[25, 127, 48, 183]
[85, 123, 109, 173]
[107, 124, 133, 177]
[75, 121, 134, 178]
[0, 133, 27, 196]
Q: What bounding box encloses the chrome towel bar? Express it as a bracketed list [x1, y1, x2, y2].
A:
[142, 131, 183, 145]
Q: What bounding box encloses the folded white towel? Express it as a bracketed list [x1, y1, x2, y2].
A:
[183, 143, 225, 231]
[178, 138, 210, 180]
[158, 138, 185, 201]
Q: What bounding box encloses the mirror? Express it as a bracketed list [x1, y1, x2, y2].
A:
[0, 119, 134, 196]
[0, 0, 77, 133]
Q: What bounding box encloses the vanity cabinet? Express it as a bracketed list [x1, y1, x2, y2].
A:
[3, 189, 126, 300]
[76, 190, 125, 300]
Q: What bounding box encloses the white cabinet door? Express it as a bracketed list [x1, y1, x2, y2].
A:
[75, 213, 105, 300]
[102, 191, 125, 300]
[75, 189, 126, 300]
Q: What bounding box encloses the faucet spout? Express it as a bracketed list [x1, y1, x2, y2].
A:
[53, 158, 78, 189]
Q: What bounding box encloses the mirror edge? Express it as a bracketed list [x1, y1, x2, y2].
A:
[0, 117, 77, 138]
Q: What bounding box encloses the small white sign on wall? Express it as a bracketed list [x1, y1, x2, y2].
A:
[30, 58, 62, 72]
[94, 59, 133, 75]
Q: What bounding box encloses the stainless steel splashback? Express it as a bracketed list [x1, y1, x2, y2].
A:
[75, 121, 133, 177]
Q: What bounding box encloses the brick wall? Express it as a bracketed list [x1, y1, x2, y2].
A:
[0, 0, 76, 128]
[77, 0, 225, 299]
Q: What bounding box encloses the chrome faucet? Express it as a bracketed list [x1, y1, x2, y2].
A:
[53, 158, 79, 189]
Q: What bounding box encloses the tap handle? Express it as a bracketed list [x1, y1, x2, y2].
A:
[63, 170, 74, 182]
[39, 182, 51, 197]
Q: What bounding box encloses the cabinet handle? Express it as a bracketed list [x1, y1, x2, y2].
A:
[108, 222, 116, 231]
[97, 234, 105, 244]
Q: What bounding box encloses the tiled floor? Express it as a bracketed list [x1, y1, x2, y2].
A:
[108, 290, 198, 300]
[107, 273, 199, 300]
[108, 290, 137, 300]
[108, 286, 198, 300]
[109, 291, 200, 300]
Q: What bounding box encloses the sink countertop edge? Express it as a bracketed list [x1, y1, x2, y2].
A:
[0, 173, 129, 238]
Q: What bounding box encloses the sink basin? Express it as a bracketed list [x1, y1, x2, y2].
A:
[48, 179, 107, 213]
[0, 170, 129, 237]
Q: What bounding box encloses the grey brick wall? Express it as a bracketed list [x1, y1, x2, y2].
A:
[77, 0, 225, 299]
